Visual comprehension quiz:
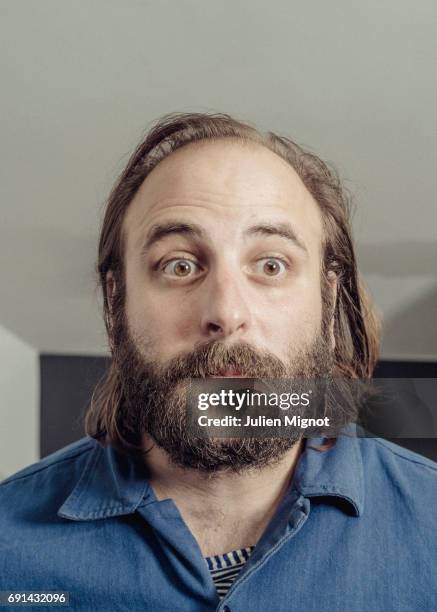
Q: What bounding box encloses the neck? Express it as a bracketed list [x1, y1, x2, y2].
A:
[143, 435, 304, 557]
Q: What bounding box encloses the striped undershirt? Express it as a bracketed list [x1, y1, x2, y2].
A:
[205, 546, 255, 600]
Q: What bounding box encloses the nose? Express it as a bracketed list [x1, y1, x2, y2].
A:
[199, 266, 252, 340]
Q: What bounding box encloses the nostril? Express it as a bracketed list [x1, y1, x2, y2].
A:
[209, 323, 223, 333]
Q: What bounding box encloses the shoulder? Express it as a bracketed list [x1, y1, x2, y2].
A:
[1, 436, 97, 486]
[360, 436, 437, 475]
[0, 437, 97, 515]
[358, 437, 437, 512]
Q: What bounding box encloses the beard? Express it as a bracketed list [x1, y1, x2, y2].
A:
[111, 311, 334, 474]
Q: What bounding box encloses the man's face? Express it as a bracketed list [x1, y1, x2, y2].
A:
[109, 140, 334, 471]
[122, 140, 326, 364]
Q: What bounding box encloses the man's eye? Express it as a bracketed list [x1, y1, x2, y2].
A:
[254, 257, 289, 277]
[161, 258, 200, 277]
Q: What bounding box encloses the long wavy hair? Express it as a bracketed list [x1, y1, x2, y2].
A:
[85, 112, 381, 451]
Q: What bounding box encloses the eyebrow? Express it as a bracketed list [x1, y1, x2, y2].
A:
[245, 222, 308, 253]
[141, 220, 308, 254]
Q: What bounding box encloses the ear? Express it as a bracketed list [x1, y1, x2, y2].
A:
[326, 270, 338, 351]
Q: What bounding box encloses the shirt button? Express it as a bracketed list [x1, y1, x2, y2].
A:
[223, 607, 230, 612]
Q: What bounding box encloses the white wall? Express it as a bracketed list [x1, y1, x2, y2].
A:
[0, 325, 38, 480]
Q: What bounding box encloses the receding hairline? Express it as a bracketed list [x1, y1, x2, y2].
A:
[135, 134, 304, 188]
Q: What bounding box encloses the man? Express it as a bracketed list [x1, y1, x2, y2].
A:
[1, 113, 436, 611]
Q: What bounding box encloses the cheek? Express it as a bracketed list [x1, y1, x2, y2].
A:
[124, 282, 196, 352]
[255, 282, 323, 348]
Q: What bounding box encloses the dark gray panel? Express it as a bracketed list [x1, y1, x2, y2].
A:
[40, 355, 109, 458]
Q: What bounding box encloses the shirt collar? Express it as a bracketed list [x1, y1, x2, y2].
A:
[58, 439, 153, 521]
[58, 431, 364, 521]
[294, 431, 364, 516]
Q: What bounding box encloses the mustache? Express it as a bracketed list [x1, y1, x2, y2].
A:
[138, 339, 289, 385]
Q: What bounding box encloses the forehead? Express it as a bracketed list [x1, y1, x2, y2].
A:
[123, 139, 324, 256]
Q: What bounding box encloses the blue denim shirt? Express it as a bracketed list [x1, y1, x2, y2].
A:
[1, 434, 436, 611]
